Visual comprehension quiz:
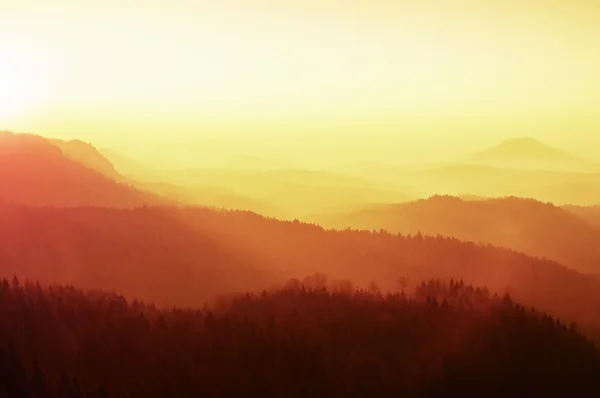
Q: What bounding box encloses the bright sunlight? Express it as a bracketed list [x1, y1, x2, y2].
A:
[0, 54, 40, 120]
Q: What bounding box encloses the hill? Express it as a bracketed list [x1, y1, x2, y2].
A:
[49, 138, 124, 181]
[327, 160, 600, 206]
[2, 205, 600, 341]
[101, 147, 414, 217]
[1, 279, 599, 397]
[312, 196, 600, 274]
[180, 168, 413, 217]
[0, 205, 268, 307]
[466, 137, 597, 172]
[125, 165, 413, 218]
[94, 140, 600, 209]
[0, 132, 169, 208]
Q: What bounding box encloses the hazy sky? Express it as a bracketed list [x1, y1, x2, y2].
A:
[1, 0, 599, 161]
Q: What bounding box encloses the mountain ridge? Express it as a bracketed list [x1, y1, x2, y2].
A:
[0, 131, 171, 208]
[312, 195, 600, 274]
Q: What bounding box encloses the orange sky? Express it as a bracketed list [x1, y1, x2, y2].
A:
[1, 0, 599, 161]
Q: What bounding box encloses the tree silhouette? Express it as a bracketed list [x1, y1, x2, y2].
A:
[0, 276, 598, 397]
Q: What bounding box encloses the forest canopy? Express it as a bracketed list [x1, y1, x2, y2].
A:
[1, 277, 599, 397]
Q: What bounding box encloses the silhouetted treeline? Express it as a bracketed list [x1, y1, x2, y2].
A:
[1, 277, 599, 397]
[2, 204, 600, 342]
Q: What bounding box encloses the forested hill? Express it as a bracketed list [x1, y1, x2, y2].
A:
[1, 278, 599, 397]
[312, 195, 600, 274]
[2, 204, 600, 341]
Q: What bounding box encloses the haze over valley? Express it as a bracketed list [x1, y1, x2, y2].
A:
[2, 1, 600, 396]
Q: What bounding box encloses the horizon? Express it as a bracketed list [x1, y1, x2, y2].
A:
[2, 0, 600, 163]
[2, 129, 599, 169]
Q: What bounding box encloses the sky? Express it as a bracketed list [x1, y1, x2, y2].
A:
[1, 0, 600, 162]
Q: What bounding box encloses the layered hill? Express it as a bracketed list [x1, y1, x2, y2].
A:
[313, 196, 600, 274]
[162, 167, 413, 217]
[100, 147, 172, 182]
[329, 139, 600, 206]
[49, 138, 124, 181]
[0, 132, 169, 207]
[57, 137, 379, 218]
[1, 204, 600, 340]
[99, 137, 600, 209]
[102, 148, 414, 218]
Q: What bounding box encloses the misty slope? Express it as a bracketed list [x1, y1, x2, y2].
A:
[2, 280, 599, 397]
[100, 147, 172, 181]
[99, 147, 285, 215]
[312, 196, 600, 274]
[466, 137, 598, 172]
[50, 138, 124, 181]
[0, 206, 268, 307]
[137, 181, 287, 218]
[327, 139, 600, 206]
[102, 147, 412, 217]
[50, 139, 272, 213]
[102, 138, 600, 209]
[0, 132, 169, 208]
[329, 161, 600, 206]
[2, 205, 600, 339]
[565, 204, 600, 228]
[172, 168, 414, 217]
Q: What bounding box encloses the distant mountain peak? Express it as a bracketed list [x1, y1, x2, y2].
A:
[491, 137, 561, 152]
[468, 137, 593, 171]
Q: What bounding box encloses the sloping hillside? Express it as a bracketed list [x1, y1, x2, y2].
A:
[2, 204, 600, 339]
[101, 146, 413, 216]
[165, 167, 413, 217]
[0, 205, 266, 307]
[50, 138, 124, 181]
[313, 196, 600, 274]
[0, 132, 169, 207]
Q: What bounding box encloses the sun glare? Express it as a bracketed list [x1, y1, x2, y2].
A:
[0, 55, 38, 120]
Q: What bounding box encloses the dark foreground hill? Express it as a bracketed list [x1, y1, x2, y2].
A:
[1, 278, 599, 398]
[2, 205, 600, 342]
